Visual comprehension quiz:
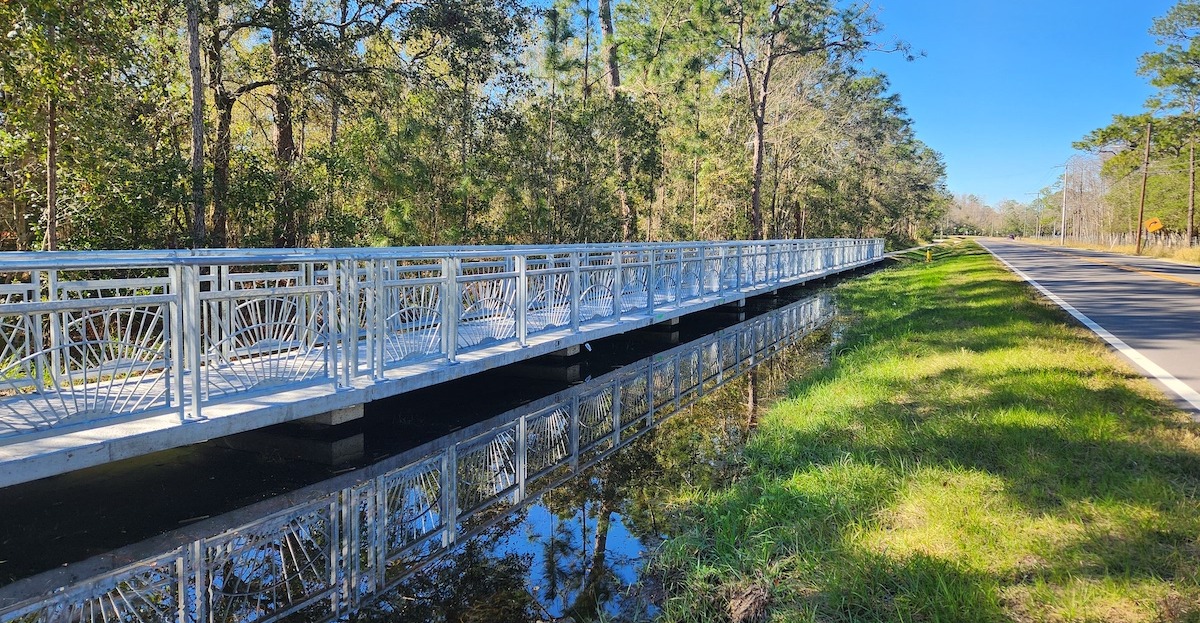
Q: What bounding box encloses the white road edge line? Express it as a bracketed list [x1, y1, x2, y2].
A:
[980, 241, 1200, 418]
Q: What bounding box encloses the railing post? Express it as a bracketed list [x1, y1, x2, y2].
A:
[441, 257, 459, 363]
[570, 253, 581, 332]
[46, 269, 62, 388]
[611, 250, 623, 318]
[371, 260, 385, 379]
[336, 259, 352, 388]
[516, 415, 527, 500]
[647, 249, 656, 315]
[611, 382, 622, 446]
[568, 395, 581, 470]
[675, 245, 684, 305]
[698, 246, 707, 295]
[25, 272, 43, 394]
[441, 445, 458, 547]
[735, 245, 743, 291]
[169, 265, 185, 418]
[516, 255, 528, 347]
[765, 243, 773, 286]
[181, 264, 203, 420]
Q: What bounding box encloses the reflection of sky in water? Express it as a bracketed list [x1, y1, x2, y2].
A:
[487, 492, 656, 619]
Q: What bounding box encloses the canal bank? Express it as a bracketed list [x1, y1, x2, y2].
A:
[653, 241, 1200, 622]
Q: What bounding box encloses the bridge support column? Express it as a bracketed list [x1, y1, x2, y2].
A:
[503, 361, 582, 382]
[226, 429, 365, 466]
[301, 404, 364, 427]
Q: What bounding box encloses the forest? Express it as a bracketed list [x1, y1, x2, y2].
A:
[1, 0, 950, 251]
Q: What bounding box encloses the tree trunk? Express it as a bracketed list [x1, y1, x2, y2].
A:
[1190, 140, 1196, 246]
[598, 0, 620, 96]
[206, 0, 228, 247]
[212, 98, 232, 247]
[599, 0, 631, 241]
[749, 118, 766, 240]
[272, 0, 298, 248]
[45, 94, 58, 251]
[187, 0, 206, 247]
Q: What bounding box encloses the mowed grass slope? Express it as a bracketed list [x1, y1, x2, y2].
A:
[656, 242, 1200, 622]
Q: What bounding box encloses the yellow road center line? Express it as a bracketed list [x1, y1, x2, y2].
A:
[1036, 247, 1200, 287]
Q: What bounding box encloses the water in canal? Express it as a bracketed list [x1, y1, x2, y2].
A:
[0, 282, 843, 623]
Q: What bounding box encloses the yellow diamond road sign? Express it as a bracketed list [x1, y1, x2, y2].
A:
[1146, 217, 1164, 233]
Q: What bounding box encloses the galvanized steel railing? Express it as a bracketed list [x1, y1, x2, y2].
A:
[0, 291, 834, 623]
[0, 239, 881, 442]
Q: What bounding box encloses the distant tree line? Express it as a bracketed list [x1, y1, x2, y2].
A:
[1, 0, 950, 251]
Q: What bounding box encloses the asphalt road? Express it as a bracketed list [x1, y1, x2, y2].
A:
[978, 238, 1200, 416]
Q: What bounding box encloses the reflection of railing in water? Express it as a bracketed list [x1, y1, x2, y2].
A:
[0, 292, 834, 623]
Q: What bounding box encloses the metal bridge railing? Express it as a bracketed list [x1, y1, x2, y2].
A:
[0, 239, 882, 443]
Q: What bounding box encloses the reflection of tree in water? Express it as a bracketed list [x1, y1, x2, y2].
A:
[351, 514, 537, 623]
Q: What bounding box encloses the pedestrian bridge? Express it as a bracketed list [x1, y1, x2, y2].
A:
[0, 238, 882, 486]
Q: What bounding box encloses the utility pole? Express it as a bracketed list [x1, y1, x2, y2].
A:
[1136, 120, 1153, 255]
[1059, 165, 1068, 245]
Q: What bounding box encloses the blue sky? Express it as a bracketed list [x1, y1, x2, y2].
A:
[865, 0, 1176, 205]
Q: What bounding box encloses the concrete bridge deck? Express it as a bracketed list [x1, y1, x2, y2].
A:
[0, 238, 882, 486]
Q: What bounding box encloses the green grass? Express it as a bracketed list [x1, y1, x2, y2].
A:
[653, 241, 1200, 623]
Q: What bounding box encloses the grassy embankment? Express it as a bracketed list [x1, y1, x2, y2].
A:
[654, 241, 1200, 622]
